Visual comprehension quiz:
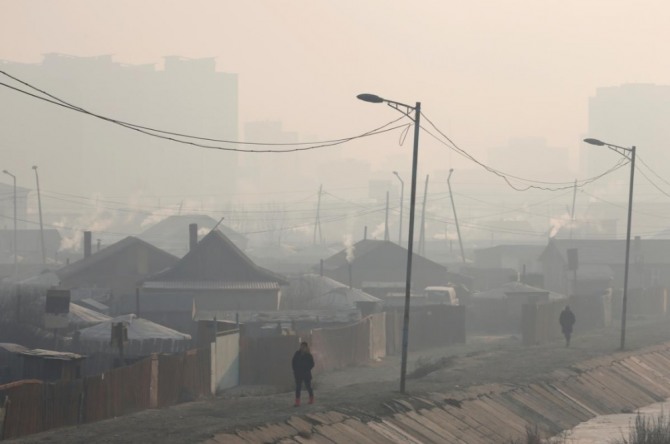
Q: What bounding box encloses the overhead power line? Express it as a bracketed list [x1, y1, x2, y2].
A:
[419, 111, 630, 192]
[0, 70, 411, 153]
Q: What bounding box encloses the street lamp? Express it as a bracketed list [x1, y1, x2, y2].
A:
[358, 93, 420, 393]
[392, 171, 404, 246]
[584, 137, 636, 350]
[32, 165, 46, 269]
[2, 170, 17, 279]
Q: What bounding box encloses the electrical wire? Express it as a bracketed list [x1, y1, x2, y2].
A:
[579, 189, 670, 221]
[419, 111, 631, 191]
[0, 71, 411, 153]
[635, 166, 670, 200]
[637, 155, 670, 188]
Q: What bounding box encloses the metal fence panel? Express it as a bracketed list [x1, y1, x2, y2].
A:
[83, 356, 152, 423]
[0, 380, 43, 440]
[157, 348, 211, 408]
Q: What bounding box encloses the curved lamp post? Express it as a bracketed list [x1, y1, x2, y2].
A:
[584, 138, 636, 350]
[358, 93, 420, 393]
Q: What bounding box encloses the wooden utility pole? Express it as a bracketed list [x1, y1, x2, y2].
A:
[313, 185, 323, 246]
[569, 179, 577, 239]
[418, 175, 429, 256]
[384, 191, 390, 241]
[448, 169, 466, 264]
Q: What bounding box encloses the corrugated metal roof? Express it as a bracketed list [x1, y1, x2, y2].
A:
[19, 349, 85, 361]
[192, 308, 360, 324]
[0, 343, 29, 354]
[68, 303, 111, 327]
[143, 280, 280, 290]
[79, 314, 191, 341]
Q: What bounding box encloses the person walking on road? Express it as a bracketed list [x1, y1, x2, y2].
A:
[559, 305, 576, 347]
[292, 341, 315, 406]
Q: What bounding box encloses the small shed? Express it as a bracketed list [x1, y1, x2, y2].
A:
[19, 349, 85, 382]
[79, 314, 192, 342]
[0, 343, 28, 384]
[77, 314, 192, 355]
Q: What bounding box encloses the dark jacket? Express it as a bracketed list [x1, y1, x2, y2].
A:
[292, 350, 315, 380]
[559, 308, 576, 333]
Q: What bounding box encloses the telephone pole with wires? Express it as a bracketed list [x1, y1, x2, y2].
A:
[384, 191, 390, 241]
[418, 174, 429, 256]
[313, 185, 323, 246]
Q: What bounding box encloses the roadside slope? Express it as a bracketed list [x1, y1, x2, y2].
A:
[10, 317, 670, 444]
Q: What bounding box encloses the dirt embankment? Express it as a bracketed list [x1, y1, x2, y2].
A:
[10, 317, 670, 444]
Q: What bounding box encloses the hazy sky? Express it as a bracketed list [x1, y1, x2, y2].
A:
[2, 0, 670, 192]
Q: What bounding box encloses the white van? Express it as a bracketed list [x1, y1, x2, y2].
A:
[424, 286, 459, 305]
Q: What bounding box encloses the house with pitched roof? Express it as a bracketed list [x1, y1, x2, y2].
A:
[537, 238, 670, 296]
[140, 229, 287, 333]
[55, 236, 179, 303]
[317, 239, 454, 297]
[139, 214, 247, 258]
[539, 236, 670, 318]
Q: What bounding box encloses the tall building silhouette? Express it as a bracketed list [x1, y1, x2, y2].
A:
[0, 54, 238, 202]
[584, 83, 670, 190]
[582, 83, 670, 236]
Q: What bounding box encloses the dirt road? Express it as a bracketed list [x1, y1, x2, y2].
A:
[11, 316, 670, 443]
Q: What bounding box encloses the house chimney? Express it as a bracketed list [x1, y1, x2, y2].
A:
[189, 223, 198, 251]
[83, 231, 92, 258]
[348, 262, 353, 289]
[320, 259, 324, 277]
[364, 226, 368, 240]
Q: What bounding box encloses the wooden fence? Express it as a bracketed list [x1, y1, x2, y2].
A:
[385, 305, 466, 355]
[157, 348, 210, 407]
[0, 347, 210, 440]
[239, 335, 299, 389]
[238, 314, 387, 389]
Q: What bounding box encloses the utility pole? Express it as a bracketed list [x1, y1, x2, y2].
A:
[32, 166, 46, 268]
[313, 185, 323, 246]
[447, 169, 466, 264]
[384, 191, 390, 241]
[418, 175, 429, 256]
[2, 170, 17, 279]
[393, 171, 404, 246]
[569, 179, 577, 239]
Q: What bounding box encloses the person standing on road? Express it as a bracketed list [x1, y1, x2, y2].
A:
[559, 305, 576, 347]
[292, 341, 315, 407]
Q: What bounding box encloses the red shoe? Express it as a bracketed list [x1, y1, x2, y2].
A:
[308, 396, 314, 405]
[294, 398, 301, 407]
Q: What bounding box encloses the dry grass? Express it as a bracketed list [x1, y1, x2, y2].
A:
[613, 411, 670, 444]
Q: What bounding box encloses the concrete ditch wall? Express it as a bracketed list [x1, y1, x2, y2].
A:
[206, 343, 670, 443]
